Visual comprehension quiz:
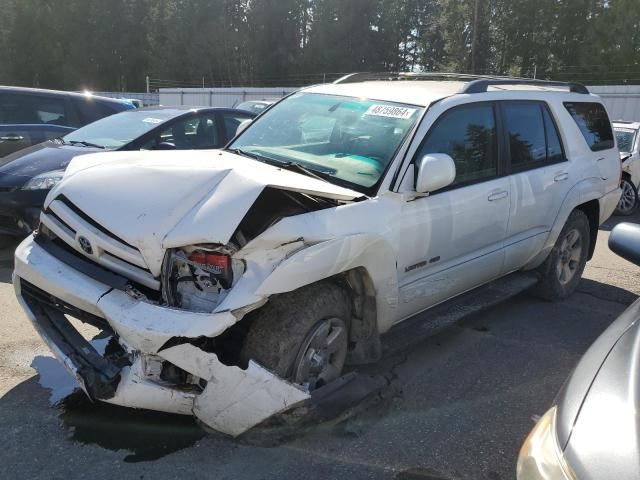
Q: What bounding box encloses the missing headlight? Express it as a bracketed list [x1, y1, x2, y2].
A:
[161, 245, 245, 312]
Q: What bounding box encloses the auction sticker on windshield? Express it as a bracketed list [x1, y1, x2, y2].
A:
[364, 105, 417, 119]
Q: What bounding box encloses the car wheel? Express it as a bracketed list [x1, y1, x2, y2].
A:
[531, 209, 590, 301]
[615, 177, 638, 216]
[240, 281, 351, 391]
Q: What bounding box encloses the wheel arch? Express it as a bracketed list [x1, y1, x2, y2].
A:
[575, 199, 599, 260]
[254, 234, 399, 363]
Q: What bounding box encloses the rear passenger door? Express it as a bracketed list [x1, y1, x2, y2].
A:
[501, 101, 571, 272]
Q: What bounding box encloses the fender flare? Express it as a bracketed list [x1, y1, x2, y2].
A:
[255, 233, 399, 333]
[524, 177, 602, 270]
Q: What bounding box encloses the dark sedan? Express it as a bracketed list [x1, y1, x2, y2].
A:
[0, 106, 255, 239]
[0, 86, 135, 157]
[518, 222, 640, 480]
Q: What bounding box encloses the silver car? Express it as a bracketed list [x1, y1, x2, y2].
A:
[518, 222, 640, 480]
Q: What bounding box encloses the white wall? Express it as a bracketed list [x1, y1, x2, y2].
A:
[158, 85, 640, 121]
[588, 85, 640, 121]
[158, 87, 296, 108]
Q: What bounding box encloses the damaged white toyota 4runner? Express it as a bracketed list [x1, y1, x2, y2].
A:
[14, 74, 621, 436]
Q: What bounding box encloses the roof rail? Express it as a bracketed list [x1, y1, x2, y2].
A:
[333, 72, 589, 94]
[462, 79, 589, 94]
[333, 72, 507, 84]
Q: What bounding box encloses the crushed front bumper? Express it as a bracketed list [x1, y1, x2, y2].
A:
[14, 235, 309, 436]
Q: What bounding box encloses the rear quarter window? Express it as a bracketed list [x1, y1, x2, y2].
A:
[72, 97, 132, 125]
[564, 102, 614, 152]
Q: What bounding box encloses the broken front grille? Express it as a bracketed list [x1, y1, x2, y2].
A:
[39, 195, 159, 290]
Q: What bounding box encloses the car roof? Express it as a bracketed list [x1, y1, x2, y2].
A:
[613, 121, 640, 130]
[0, 85, 130, 105]
[302, 75, 595, 107]
[138, 105, 253, 113]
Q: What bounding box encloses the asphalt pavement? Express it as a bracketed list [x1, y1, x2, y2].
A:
[1, 213, 639, 480]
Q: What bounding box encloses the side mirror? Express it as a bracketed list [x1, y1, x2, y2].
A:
[236, 119, 252, 136]
[609, 223, 640, 267]
[154, 141, 176, 150]
[415, 154, 456, 193]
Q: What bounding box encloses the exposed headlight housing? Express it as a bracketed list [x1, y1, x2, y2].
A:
[21, 170, 65, 190]
[162, 245, 245, 312]
[517, 406, 576, 480]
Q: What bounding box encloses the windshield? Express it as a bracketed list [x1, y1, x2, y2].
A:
[229, 92, 423, 193]
[615, 127, 637, 154]
[63, 109, 179, 149]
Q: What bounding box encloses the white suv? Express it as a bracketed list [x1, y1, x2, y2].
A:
[13, 74, 621, 436]
[613, 121, 640, 215]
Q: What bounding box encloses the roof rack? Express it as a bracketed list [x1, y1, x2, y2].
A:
[462, 78, 589, 94]
[333, 72, 589, 94]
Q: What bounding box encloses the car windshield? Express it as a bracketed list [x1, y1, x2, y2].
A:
[63, 109, 180, 149]
[615, 127, 637, 154]
[229, 92, 423, 193]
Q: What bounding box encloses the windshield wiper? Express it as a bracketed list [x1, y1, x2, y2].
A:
[226, 147, 260, 160]
[227, 147, 335, 182]
[278, 161, 336, 183]
[66, 140, 106, 149]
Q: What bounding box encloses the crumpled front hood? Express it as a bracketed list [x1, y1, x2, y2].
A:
[46, 150, 361, 269]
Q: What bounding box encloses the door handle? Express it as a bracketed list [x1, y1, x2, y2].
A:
[0, 135, 24, 141]
[554, 172, 569, 182]
[488, 190, 508, 202]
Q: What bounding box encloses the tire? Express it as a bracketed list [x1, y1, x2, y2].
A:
[0, 235, 17, 250]
[615, 177, 638, 216]
[531, 209, 590, 301]
[240, 281, 351, 391]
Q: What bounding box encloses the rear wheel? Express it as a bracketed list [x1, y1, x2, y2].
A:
[240, 282, 351, 391]
[615, 177, 638, 216]
[531, 210, 590, 301]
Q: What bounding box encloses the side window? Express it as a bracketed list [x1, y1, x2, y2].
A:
[543, 108, 564, 163]
[564, 102, 614, 151]
[503, 103, 547, 168]
[31, 96, 68, 125]
[222, 113, 253, 142]
[0, 93, 40, 124]
[140, 115, 220, 150]
[418, 103, 498, 187]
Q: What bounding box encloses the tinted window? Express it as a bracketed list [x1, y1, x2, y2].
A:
[564, 102, 614, 151]
[503, 103, 547, 167]
[140, 114, 220, 150]
[0, 93, 39, 123]
[73, 97, 132, 124]
[544, 108, 564, 163]
[32, 96, 68, 125]
[419, 103, 497, 186]
[222, 113, 253, 141]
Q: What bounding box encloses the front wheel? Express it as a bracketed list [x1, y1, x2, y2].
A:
[615, 177, 638, 216]
[240, 282, 351, 391]
[531, 210, 590, 301]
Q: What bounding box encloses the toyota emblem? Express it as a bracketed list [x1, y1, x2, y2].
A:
[78, 236, 93, 255]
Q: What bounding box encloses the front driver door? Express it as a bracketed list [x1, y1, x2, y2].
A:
[395, 102, 511, 321]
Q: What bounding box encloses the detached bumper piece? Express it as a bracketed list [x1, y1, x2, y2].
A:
[20, 280, 126, 400]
